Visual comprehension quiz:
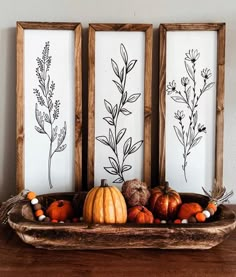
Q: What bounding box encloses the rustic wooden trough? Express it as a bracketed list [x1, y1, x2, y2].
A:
[8, 192, 236, 250]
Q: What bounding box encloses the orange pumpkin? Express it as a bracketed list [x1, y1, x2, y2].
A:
[177, 202, 203, 220]
[149, 182, 182, 220]
[46, 200, 74, 221]
[83, 179, 127, 224]
[128, 206, 154, 224]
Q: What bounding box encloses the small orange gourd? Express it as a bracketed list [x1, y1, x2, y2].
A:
[127, 206, 154, 224]
[83, 179, 127, 224]
[178, 202, 203, 220]
[46, 200, 74, 221]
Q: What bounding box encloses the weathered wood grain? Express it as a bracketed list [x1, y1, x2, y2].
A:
[87, 25, 96, 190]
[8, 192, 236, 250]
[16, 22, 25, 192]
[74, 24, 83, 191]
[215, 24, 226, 188]
[16, 21, 81, 30]
[160, 23, 225, 31]
[158, 24, 167, 184]
[2, 212, 236, 276]
[87, 23, 153, 189]
[143, 25, 153, 187]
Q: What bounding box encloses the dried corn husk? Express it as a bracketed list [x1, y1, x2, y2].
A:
[0, 190, 29, 224]
[202, 180, 233, 206]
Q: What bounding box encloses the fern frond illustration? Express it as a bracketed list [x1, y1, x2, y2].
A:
[33, 41, 67, 189]
[96, 43, 143, 183]
[167, 49, 215, 182]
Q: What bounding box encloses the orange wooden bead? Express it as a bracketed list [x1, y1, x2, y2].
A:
[35, 209, 44, 217]
[207, 202, 217, 213]
[207, 207, 215, 216]
[195, 212, 206, 222]
[154, 218, 161, 224]
[51, 219, 58, 223]
[27, 191, 36, 200]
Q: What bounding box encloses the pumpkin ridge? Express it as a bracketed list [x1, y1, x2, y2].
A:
[114, 186, 127, 223]
[84, 187, 98, 222]
[106, 187, 115, 223]
[110, 186, 125, 223]
[104, 187, 112, 223]
[83, 188, 94, 221]
[137, 211, 145, 223]
[109, 187, 118, 223]
[90, 187, 100, 223]
[171, 193, 182, 205]
[134, 207, 141, 221]
[127, 206, 141, 221]
[93, 187, 104, 223]
[103, 186, 105, 222]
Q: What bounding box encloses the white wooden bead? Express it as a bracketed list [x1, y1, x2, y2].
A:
[31, 198, 39, 205]
[38, 215, 46, 221]
[59, 221, 64, 223]
[160, 220, 167, 224]
[181, 219, 188, 224]
[202, 210, 211, 218]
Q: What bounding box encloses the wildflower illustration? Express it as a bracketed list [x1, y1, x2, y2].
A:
[96, 43, 143, 183]
[33, 41, 67, 189]
[167, 49, 215, 182]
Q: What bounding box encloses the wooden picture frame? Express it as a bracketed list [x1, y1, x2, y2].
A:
[16, 22, 82, 194]
[88, 24, 152, 190]
[159, 23, 225, 193]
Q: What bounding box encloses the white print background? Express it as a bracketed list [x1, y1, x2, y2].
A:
[94, 31, 145, 189]
[166, 31, 217, 193]
[24, 30, 75, 194]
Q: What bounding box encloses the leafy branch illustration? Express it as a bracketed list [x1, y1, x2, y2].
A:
[33, 41, 67, 189]
[96, 43, 143, 183]
[166, 49, 215, 182]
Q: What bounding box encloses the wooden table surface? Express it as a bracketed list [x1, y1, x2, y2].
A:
[1, 205, 236, 277]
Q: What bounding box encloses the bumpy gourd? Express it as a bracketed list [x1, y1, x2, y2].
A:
[83, 179, 127, 224]
[122, 179, 151, 207]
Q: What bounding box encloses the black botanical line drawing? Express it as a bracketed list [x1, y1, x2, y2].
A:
[33, 41, 67, 189]
[96, 43, 143, 183]
[166, 49, 215, 182]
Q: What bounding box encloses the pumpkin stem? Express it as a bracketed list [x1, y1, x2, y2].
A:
[163, 181, 169, 193]
[101, 179, 109, 187]
[58, 200, 64, 207]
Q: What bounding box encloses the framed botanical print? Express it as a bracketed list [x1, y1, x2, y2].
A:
[88, 23, 153, 190]
[16, 22, 82, 194]
[159, 23, 225, 193]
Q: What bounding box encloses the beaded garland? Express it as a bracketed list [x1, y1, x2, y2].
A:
[173, 185, 233, 224]
[27, 185, 233, 224]
[172, 200, 217, 224]
[27, 191, 49, 222]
